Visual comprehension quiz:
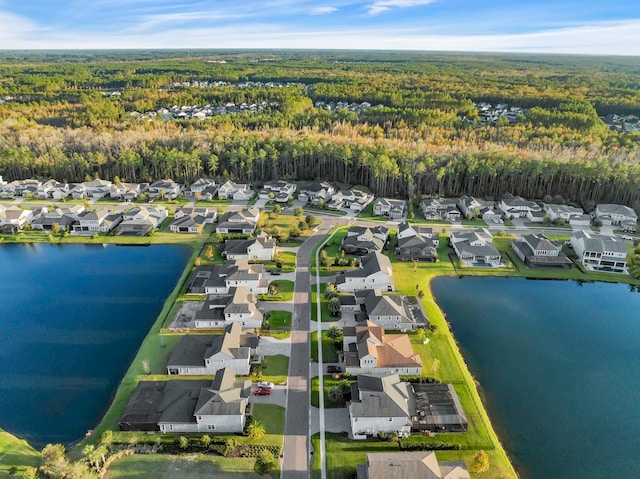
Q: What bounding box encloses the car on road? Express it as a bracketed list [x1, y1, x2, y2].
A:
[253, 387, 272, 396]
[269, 270, 281, 275]
[621, 235, 633, 240]
[326, 365, 342, 374]
[257, 381, 274, 389]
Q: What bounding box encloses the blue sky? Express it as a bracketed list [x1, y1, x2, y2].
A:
[1, 0, 639, 54]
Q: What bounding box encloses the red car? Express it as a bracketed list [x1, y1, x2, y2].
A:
[254, 387, 271, 396]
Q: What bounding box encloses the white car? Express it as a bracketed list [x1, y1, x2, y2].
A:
[257, 381, 274, 389]
[621, 235, 633, 241]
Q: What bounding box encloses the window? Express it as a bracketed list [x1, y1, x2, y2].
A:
[208, 425, 215, 430]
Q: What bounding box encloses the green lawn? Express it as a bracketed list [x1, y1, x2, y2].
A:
[310, 331, 340, 363]
[258, 280, 294, 301]
[311, 375, 355, 408]
[259, 251, 297, 273]
[258, 355, 289, 384]
[461, 218, 488, 227]
[104, 454, 260, 479]
[0, 429, 40, 478]
[252, 404, 285, 436]
[264, 310, 292, 340]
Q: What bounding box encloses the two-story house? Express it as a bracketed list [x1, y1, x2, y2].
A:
[166, 323, 252, 376]
[512, 233, 572, 268]
[498, 193, 542, 219]
[594, 204, 638, 232]
[341, 226, 389, 256]
[419, 197, 460, 221]
[216, 208, 260, 234]
[372, 198, 407, 220]
[187, 178, 218, 200]
[449, 228, 503, 267]
[571, 231, 629, 273]
[71, 208, 123, 235]
[148, 179, 182, 199]
[195, 287, 263, 329]
[297, 182, 336, 205]
[217, 180, 254, 201]
[336, 252, 394, 293]
[396, 222, 439, 262]
[222, 231, 276, 261]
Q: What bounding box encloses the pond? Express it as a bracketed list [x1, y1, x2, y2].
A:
[0, 243, 191, 448]
[431, 276, 640, 479]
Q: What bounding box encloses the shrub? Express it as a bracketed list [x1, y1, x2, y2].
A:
[398, 438, 460, 451]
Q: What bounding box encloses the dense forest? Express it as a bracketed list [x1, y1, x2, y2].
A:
[1, 50, 639, 208]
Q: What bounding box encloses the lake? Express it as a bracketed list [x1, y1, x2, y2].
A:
[431, 276, 640, 479]
[0, 243, 191, 448]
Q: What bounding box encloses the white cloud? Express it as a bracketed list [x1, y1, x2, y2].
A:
[310, 6, 338, 15]
[0, 10, 46, 45]
[367, 0, 436, 15]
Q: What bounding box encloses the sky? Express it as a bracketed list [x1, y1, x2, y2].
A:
[0, 0, 639, 55]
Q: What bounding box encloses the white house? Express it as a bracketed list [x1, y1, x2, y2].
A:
[167, 323, 252, 376]
[449, 228, 503, 267]
[148, 179, 182, 199]
[195, 287, 263, 329]
[594, 204, 638, 231]
[0, 206, 33, 230]
[372, 198, 406, 220]
[349, 374, 414, 438]
[187, 178, 218, 199]
[71, 209, 123, 235]
[119, 368, 250, 433]
[419, 198, 461, 221]
[297, 182, 336, 205]
[222, 231, 276, 261]
[186, 261, 269, 295]
[123, 206, 168, 228]
[336, 252, 394, 293]
[511, 233, 572, 269]
[544, 203, 585, 224]
[498, 193, 541, 219]
[217, 180, 254, 200]
[571, 231, 629, 273]
[216, 208, 260, 234]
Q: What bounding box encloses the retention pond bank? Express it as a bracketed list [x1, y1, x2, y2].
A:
[0, 243, 191, 449]
[431, 276, 640, 479]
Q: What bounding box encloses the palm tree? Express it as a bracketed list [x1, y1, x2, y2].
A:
[328, 385, 345, 405]
[327, 298, 341, 317]
[247, 419, 266, 440]
[324, 282, 338, 300]
[326, 323, 342, 345]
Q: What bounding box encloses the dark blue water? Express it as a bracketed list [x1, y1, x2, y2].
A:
[431, 277, 640, 479]
[0, 243, 191, 448]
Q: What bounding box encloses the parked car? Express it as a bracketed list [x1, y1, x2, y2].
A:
[621, 235, 633, 240]
[257, 381, 274, 389]
[269, 270, 281, 275]
[326, 365, 342, 374]
[254, 387, 271, 396]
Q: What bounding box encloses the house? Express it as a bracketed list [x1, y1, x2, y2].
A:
[348, 374, 414, 437]
[570, 231, 629, 273]
[498, 193, 541, 219]
[6, 179, 41, 197]
[31, 205, 85, 231]
[110, 182, 148, 201]
[70, 179, 113, 200]
[419, 198, 460, 221]
[186, 261, 269, 295]
[0, 206, 33, 231]
[341, 226, 389, 255]
[329, 187, 373, 212]
[187, 178, 218, 200]
[594, 204, 638, 231]
[222, 231, 277, 261]
[170, 206, 217, 233]
[297, 182, 336, 205]
[396, 222, 439, 262]
[148, 179, 182, 199]
[356, 452, 470, 479]
[119, 367, 250, 433]
[512, 234, 572, 269]
[351, 289, 428, 331]
[258, 180, 297, 203]
[543, 204, 587, 225]
[37, 179, 58, 199]
[336, 252, 394, 293]
[343, 321, 423, 375]
[216, 208, 259, 234]
[167, 323, 252, 376]
[373, 198, 407, 220]
[169, 215, 208, 233]
[194, 287, 263, 329]
[113, 206, 168, 236]
[449, 228, 503, 267]
[217, 180, 254, 201]
[71, 209, 122, 235]
[458, 195, 490, 219]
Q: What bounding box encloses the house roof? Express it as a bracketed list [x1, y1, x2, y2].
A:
[341, 252, 393, 279]
[358, 452, 470, 479]
[194, 368, 249, 416]
[597, 203, 637, 220]
[354, 321, 422, 369]
[350, 374, 415, 419]
[572, 231, 628, 254]
[167, 323, 250, 367]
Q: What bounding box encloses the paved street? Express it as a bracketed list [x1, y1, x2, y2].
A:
[281, 219, 337, 479]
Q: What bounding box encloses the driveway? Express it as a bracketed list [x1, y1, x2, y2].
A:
[256, 335, 291, 357]
[310, 406, 350, 435]
[249, 384, 287, 408]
